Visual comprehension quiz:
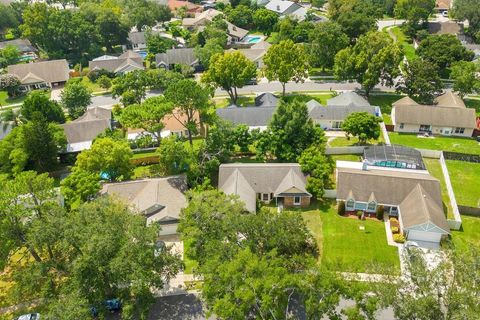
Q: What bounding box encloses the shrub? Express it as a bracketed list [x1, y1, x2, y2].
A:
[376, 205, 384, 220]
[338, 201, 345, 216]
[391, 226, 399, 234]
[393, 234, 405, 243]
[356, 210, 363, 220]
[389, 217, 399, 224]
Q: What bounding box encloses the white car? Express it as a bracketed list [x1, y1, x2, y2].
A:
[17, 314, 40, 320]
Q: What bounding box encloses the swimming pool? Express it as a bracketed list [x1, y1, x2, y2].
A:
[138, 50, 148, 58]
[244, 36, 262, 44]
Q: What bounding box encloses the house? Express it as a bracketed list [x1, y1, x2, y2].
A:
[435, 0, 451, 12]
[307, 92, 378, 130]
[336, 161, 450, 246]
[228, 41, 271, 68]
[265, 0, 307, 21]
[182, 8, 222, 29]
[100, 175, 188, 235]
[155, 48, 199, 70]
[391, 91, 477, 137]
[88, 51, 144, 75]
[0, 39, 38, 61]
[225, 20, 249, 43]
[123, 31, 162, 51]
[216, 93, 280, 130]
[165, 0, 203, 15]
[7, 59, 70, 91]
[428, 22, 463, 35]
[363, 145, 426, 170]
[218, 163, 311, 212]
[61, 107, 112, 153]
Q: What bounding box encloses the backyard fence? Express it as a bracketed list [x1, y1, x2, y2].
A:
[443, 151, 480, 163]
[439, 152, 462, 230]
[458, 206, 480, 217]
[417, 148, 442, 159]
[380, 122, 391, 145]
[326, 146, 365, 155]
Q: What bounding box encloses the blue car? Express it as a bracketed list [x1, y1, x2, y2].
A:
[91, 298, 122, 317]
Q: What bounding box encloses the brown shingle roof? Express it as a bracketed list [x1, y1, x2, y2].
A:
[435, 90, 466, 108]
[7, 59, 70, 85]
[89, 51, 144, 73]
[393, 104, 477, 129]
[61, 107, 111, 144]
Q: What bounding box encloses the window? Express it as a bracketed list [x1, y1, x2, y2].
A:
[346, 199, 355, 209]
[454, 127, 465, 134]
[390, 207, 398, 215]
[419, 124, 431, 132]
[294, 196, 301, 205]
[399, 123, 404, 129]
[262, 193, 270, 202]
[367, 201, 376, 212]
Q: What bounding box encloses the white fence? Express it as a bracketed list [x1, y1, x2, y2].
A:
[439, 152, 462, 230]
[380, 122, 391, 146]
[417, 148, 442, 159]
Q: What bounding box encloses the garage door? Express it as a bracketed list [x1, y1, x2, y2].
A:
[407, 230, 442, 243]
[159, 223, 178, 236]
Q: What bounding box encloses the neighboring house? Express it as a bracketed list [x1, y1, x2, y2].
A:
[265, 0, 308, 21]
[7, 59, 70, 91]
[61, 107, 112, 153]
[88, 51, 144, 75]
[155, 48, 199, 70]
[363, 145, 426, 170]
[307, 92, 378, 130]
[218, 163, 311, 212]
[216, 92, 280, 130]
[428, 22, 463, 35]
[336, 161, 450, 246]
[100, 175, 188, 235]
[435, 0, 451, 12]
[391, 91, 477, 137]
[0, 39, 38, 61]
[225, 20, 249, 43]
[182, 8, 222, 29]
[228, 41, 271, 68]
[123, 31, 161, 51]
[166, 0, 203, 14]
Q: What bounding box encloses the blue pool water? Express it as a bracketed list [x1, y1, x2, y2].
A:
[138, 50, 148, 58]
[245, 36, 261, 44]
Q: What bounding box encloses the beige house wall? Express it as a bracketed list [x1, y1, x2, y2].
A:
[283, 196, 310, 208]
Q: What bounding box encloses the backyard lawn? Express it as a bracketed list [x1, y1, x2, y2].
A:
[368, 93, 404, 125]
[446, 160, 480, 208]
[451, 215, 480, 251]
[389, 26, 417, 61]
[301, 201, 400, 274]
[0, 89, 50, 107]
[389, 133, 480, 155]
[214, 95, 255, 108]
[464, 96, 480, 116]
[423, 158, 454, 219]
[328, 133, 384, 147]
[183, 238, 198, 274]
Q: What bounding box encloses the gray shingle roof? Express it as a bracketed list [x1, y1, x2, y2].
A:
[216, 106, 276, 127]
[219, 163, 310, 212]
[0, 39, 37, 53]
[327, 92, 371, 107]
[255, 92, 279, 108]
[308, 100, 376, 121]
[61, 107, 111, 144]
[155, 48, 198, 67]
[393, 105, 477, 129]
[100, 175, 187, 223]
[88, 51, 144, 73]
[8, 59, 70, 85]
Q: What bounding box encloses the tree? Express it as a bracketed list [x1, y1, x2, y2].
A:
[267, 100, 325, 162]
[329, 0, 382, 40]
[224, 5, 253, 29]
[253, 8, 278, 36]
[60, 168, 101, 209]
[96, 75, 112, 91]
[417, 34, 475, 70]
[263, 40, 309, 96]
[21, 91, 65, 123]
[0, 44, 21, 67]
[0, 3, 19, 38]
[118, 96, 173, 142]
[194, 39, 224, 69]
[61, 81, 92, 119]
[308, 22, 349, 71]
[394, 0, 435, 27]
[341, 112, 381, 144]
[164, 79, 211, 146]
[146, 32, 176, 54]
[202, 51, 257, 105]
[156, 136, 191, 175]
[0, 74, 21, 98]
[111, 70, 150, 106]
[123, 0, 172, 31]
[451, 60, 480, 97]
[452, 0, 480, 42]
[334, 31, 403, 96]
[146, 68, 184, 91]
[299, 145, 331, 199]
[75, 137, 133, 181]
[396, 58, 443, 104]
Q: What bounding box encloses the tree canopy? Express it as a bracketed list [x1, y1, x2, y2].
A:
[451, 60, 480, 97]
[341, 112, 381, 144]
[452, 0, 480, 42]
[417, 34, 475, 70]
[21, 91, 65, 123]
[308, 22, 349, 70]
[61, 81, 92, 120]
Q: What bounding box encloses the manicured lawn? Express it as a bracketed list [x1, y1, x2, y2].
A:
[0, 91, 28, 106]
[214, 95, 255, 108]
[329, 154, 361, 163]
[301, 201, 400, 274]
[368, 93, 404, 125]
[464, 97, 480, 116]
[390, 26, 417, 61]
[329, 135, 384, 147]
[283, 92, 334, 105]
[446, 160, 480, 208]
[132, 149, 157, 159]
[451, 215, 480, 251]
[389, 133, 480, 155]
[76, 76, 107, 93]
[423, 158, 454, 219]
[183, 238, 198, 274]
[133, 164, 157, 179]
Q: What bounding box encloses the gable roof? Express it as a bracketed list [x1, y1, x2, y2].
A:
[255, 92, 279, 108]
[265, 0, 301, 15]
[327, 91, 371, 108]
[308, 103, 376, 121]
[435, 0, 451, 10]
[428, 22, 463, 35]
[89, 51, 144, 73]
[182, 8, 222, 27]
[0, 39, 37, 53]
[216, 106, 276, 127]
[155, 48, 198, 67]
[225, 20, 248, 39]
[61, 107, 112, 145]
[100, 175, 188, 223]
[306, 99, 323, 112]
[400, 184, 450, 233]
[392, 96, 419, 107]
[229, 42, 271, 62]
[8, 59, 70, 85]
[435, 90, 466, 108]
[127, 31, 162, 45]
[219, 163, 310, 212]
[393, 104, 477, 129]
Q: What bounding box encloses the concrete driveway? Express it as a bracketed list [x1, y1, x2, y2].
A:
[50, 87, 63, 102]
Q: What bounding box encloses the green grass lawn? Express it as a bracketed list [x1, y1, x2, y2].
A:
[0, 91, 28, 106]
[183, 238, 198, 274]
[389, 26, 417, 61]
[214, 95, 256, 108]
[132, 149, 157, 159]
[368, 93, 404, 125]
[388, 133, 480, 155]
[301, 201, 400, 274]
[76, 76, 107, 93]
[266, 32, 280, 44]
[329, 135, 384, 147]
[423, 158, 454, 219]
[451, 215, 480, 251]
[446, 160, 480, 208]
[464, 97, 480, 116]
[283, 92, 334, 105]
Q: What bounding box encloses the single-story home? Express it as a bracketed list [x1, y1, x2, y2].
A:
[307, 92, 379, 130]
[0, 39, 38, 61]
[336, 161, 450, 246]
[219, 163, 311, 212]
[61, 107, 112, 153]
[88, 51, 144, 75]
[123, 31, 159, 51]
[265, 0, 307, 21]
[7, 59, 70, 91]
[225, 20, 249, 43]
[391, 91, 477, 137]
[227, 41, 271, 68]
[216, 92, 279, 130]
[428, 22, 463, 35]
[182, 8, 222, 29]
[155, 48, 199, 70]
[100, 175, 188, 235]
[435, 0, 451, 12]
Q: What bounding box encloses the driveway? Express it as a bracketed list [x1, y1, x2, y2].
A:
[50, 87, 63, 102]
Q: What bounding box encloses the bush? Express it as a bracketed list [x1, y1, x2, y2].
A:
[356, 210, 363, 220]
[393, 234, 405, 243]
[376, 205, 384, 220]
[88, 68, 115, 82]
[389, 217, 399, 224]
[338, 201, 345, 215]
[391, 226, 399, 234]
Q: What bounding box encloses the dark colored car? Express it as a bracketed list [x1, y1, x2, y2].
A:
[91, 298, 122, 317]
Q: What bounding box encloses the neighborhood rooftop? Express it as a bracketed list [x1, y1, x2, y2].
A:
[7, 59, 70, 85]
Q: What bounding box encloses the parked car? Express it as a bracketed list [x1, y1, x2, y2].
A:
[16, 314, 40, 320]
[91, 298, 122, 317]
